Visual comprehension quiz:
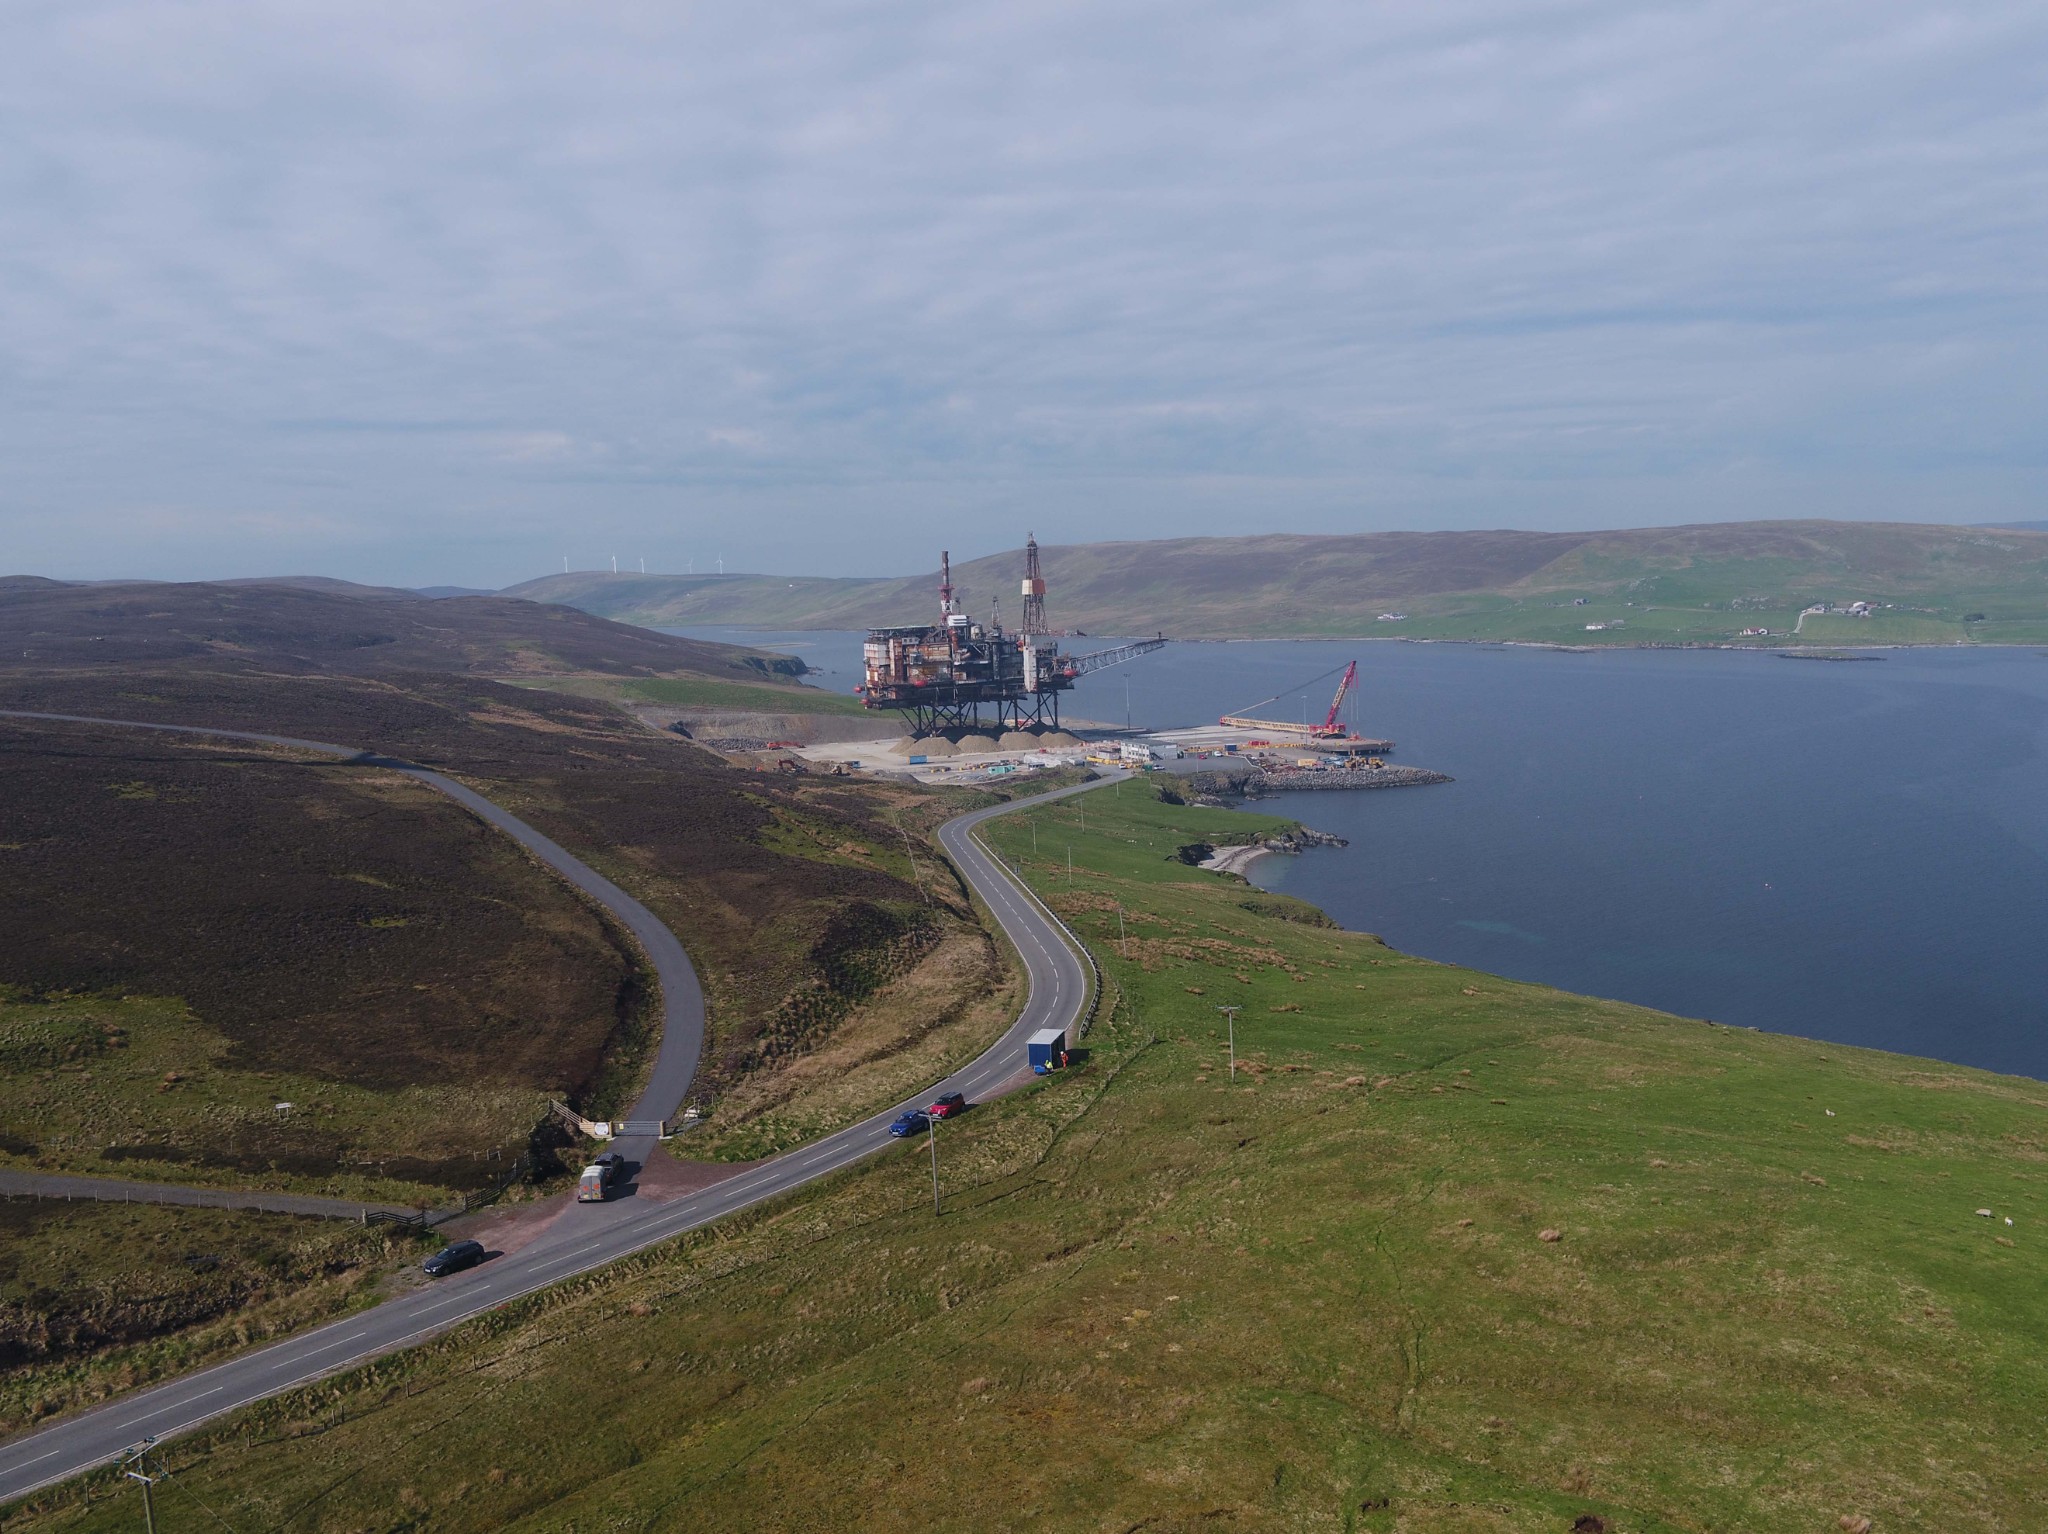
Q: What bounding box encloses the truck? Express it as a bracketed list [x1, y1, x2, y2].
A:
[1027, 1027, 1068, 1074]
[576, 1151, 625, 1202]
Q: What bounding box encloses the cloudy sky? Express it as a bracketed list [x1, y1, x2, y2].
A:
[4, 0, 2044, 585]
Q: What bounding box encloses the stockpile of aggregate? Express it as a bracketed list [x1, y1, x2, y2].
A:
[908, 736, 958, 756]
[952, 733, 1001, 754]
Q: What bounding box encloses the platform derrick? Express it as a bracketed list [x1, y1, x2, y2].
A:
[857, 535, 1164, 739]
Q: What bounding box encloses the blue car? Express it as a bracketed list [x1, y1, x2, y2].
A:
[888, 1110, 929, 1137]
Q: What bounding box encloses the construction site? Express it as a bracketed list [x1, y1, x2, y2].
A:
[758, 548, 1449, 794]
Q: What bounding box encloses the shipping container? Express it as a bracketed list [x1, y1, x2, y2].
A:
[1027, 1027, 1068, 1073]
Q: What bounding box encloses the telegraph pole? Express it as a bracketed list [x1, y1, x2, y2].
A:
[1217, 1005, 1240, 1079]
[123, 1440, 162, 1534]
[927, 1113, 941, 1215]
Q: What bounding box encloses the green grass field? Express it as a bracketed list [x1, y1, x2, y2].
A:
[12, 779, 2047, 1531]
[0, 990, 551, 1207]
[0, 1200, 416, 1437]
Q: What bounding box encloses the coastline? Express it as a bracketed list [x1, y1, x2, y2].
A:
[1196, 824, 1347, 877]
[1199, 841, 1277, 876]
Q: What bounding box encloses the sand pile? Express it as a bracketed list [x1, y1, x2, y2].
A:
[909, 736, 958, 756]
[997, 730, 1043, 751]
[952, 733, 1001, 754]
[1038, 730, 1083, 749]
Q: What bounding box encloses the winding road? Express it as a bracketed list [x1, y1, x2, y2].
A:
[0, 711, 1108, 1505]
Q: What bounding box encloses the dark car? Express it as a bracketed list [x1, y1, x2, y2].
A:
[422, 1239, 485, 1278]
[888, 1110, 929, 1137]
[927, 1093, 966, 1119]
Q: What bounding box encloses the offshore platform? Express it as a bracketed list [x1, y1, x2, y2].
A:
[859, 535, 1165, 737]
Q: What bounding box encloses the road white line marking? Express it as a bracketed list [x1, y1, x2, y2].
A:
[0, 775, 1101, 1501]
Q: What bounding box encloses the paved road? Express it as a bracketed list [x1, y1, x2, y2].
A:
[0, 1170, 421, 1223]
[0, 710, 1110, 1504]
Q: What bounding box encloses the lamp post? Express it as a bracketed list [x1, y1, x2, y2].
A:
[1216, 1005, 1240, 1079]
[928, 1112, 941, 1216]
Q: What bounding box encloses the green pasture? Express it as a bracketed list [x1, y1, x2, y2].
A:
[0, 1200, 410, 1437]
[16, 776, 2047, 1531]
[0, 990, 544, 1207]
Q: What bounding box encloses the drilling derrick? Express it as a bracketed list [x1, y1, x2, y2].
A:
[856, 535, 1165, 739]
[1020, 533, 1047, 636]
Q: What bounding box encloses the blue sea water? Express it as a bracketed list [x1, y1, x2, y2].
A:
[674, 627, 2048, 1080]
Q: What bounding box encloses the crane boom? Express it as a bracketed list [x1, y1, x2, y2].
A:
[1062, 637, 1166, 678]
[1219, 657, 1363, 739]
[1322, 660, 1357, 730]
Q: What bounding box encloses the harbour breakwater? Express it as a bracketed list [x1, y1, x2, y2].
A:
[1184, 764, 1452, 799]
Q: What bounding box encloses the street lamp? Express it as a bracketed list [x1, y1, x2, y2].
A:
[1216, 1005, 1240, 1079]
[928, 1111, 941, 1216]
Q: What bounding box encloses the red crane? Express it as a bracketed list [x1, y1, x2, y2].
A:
[1321, 660, 1357, 732]
[1219, 659, 1360, 739]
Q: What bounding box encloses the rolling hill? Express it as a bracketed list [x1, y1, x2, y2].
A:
[0, 577, 809, 681]
[502, 520, 2048, 644]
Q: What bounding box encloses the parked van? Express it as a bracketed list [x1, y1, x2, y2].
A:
[577, 1151, 625, 1202]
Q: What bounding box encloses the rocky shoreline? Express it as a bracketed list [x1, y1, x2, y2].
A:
[1176, 826, 1348, 876]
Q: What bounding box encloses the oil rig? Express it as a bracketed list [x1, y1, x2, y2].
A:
[859, 534, 1166, 737]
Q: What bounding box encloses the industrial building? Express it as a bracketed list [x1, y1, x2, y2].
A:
[859, 535, 1163, 736]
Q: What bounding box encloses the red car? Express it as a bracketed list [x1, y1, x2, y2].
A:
[927, 1093, 967, 1119]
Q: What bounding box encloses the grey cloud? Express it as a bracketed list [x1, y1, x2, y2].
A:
[1, 0, 2043, 583]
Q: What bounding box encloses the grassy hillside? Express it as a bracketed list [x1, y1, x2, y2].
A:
[0, 669, 986, 1143]
[505, 520, 2048, 644]
[23, 779, 2044, 1531]
[0, 720, 641, 1204]
[0, 1201, 419, 1435]
[0, 615, 1017, 1436]
[0, 578, 810, 682]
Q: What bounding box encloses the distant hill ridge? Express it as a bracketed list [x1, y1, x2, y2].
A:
[0, 577, 807, 681]
[501, 519, 2048, 644]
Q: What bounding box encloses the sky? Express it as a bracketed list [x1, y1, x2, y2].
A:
[3, 0, 2044, 587]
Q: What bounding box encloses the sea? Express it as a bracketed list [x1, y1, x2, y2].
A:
[670, 626, 2048, 1081]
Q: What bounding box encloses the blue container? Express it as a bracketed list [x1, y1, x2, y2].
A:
[1027, 1027, 1067, 1071]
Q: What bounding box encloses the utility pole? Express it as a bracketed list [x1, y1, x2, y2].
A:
[928, 1113, 941, 1215]
[123, 1439, 162, 1533]
[1217, 1005, 1240, 1079]
[1067, 846, 1072, 883]
[1118, 904, 1127, 958]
